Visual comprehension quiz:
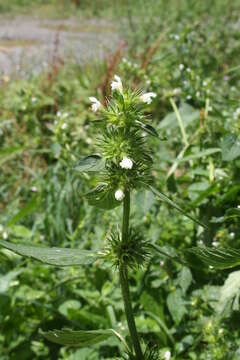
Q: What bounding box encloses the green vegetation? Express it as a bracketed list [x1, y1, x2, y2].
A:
[1, 0, 240, 359]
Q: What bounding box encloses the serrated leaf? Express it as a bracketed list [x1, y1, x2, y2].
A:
[221, 134, 240, 161]
[185, 247, 240, 269]
[0, 240, 98, 266]
[148, 185, 207, 228]
[41, 328, 116, 347]
[86, 184, 121, 210]
[135, 121, 158, 137]
[74, 155, 104, 172]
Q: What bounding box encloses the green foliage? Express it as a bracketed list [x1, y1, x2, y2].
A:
[41, 328, 117, 347]
[0, 240, 98, 266]
[1, 0, 240, 359]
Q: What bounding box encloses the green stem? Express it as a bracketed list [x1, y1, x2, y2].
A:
[119, 191, 144, 359]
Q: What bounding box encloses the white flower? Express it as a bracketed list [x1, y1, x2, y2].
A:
[179, 63, 184, 71]
[61, 123, 67, 130]
[89, 97, 102, 112]
[115, 189, 125, 201]
[3, 231, 8, 240]
[111, 75, 123, 93]
[164, 350, 171, 360]
[120, 157, 133, 169]
[140, 92, 156, 104]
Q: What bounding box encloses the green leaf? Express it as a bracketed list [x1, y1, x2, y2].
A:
[0, 269, 22, 294]
[217, 270, 240, 314]
[177, 267, 192, 294]
[135, 121, 158, 137]
[74, 155, 105, 172]
[86, 184, 121, 210]
[148, 185, 207, 228]
[58, 300, 81, 317]
[0, 240, 98, 266]
[41, 328, 116, 347]
[167, 289, 186, 324]
[159, 102, 200, 130]
[221, 134, 240, 161]
[185, 247, 240, 269]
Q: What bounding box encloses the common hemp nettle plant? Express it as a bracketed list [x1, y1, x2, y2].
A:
[0, 75, 206, 360]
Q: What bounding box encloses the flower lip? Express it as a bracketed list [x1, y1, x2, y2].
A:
[89, 97, 102, 112]
[140, 92, 157, 104]
[120, 157, 133, 169]
[111, 74, 123, 93]
[115, 189, 125, 201]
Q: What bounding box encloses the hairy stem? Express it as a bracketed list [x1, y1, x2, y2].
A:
[119, 191, 143, 359]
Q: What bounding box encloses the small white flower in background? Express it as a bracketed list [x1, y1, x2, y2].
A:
[61, 123, 67, 130]
[111, 75, 123, 93]
[3, 231, 8, 240]
[238, 205, 240, 209]
[230, 232, 235, 239]
[140, 92, 156, 104]
[31, 97, 37, 103]
[212, 241, 219, 247]
[115, 189, 125, 201]
[179, 63, 184, 71]
[89, 97, 102, 112]
[31, 186, 38, 192]
[173, 88, 181, 95]
[164, 350, 171, 360]
[120, 157, 133, 169]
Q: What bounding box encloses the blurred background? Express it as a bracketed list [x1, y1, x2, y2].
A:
[1, 1, 240, 359]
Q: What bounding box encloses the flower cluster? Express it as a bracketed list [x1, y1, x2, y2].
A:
[87, 75, 157, 208]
